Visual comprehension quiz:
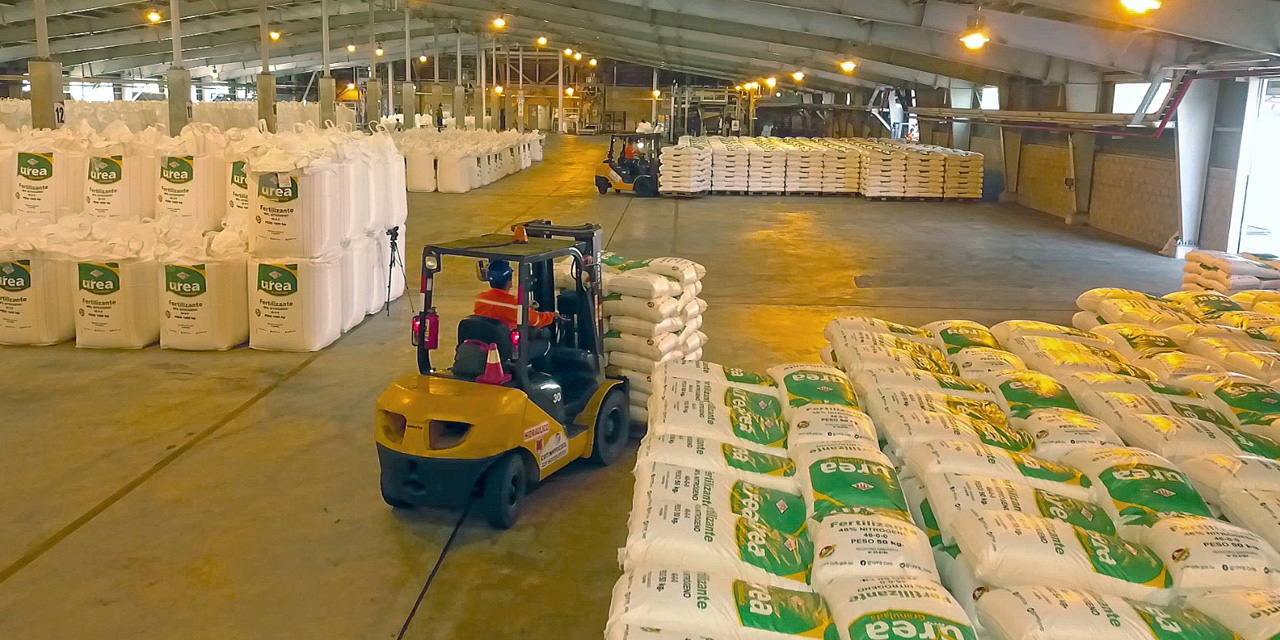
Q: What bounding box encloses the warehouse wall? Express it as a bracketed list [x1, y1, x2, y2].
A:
[1016, 143, 1075, 219]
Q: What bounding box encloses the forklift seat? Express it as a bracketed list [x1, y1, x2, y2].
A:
[454, 316, 512, 380]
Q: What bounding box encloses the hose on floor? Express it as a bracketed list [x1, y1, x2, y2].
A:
[394, 498, 473, 640]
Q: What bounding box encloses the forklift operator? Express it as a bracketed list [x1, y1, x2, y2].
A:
[475, 260, 556, 329]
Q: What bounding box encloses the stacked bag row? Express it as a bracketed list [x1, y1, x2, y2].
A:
[394, 127, 544, 194]
[0, 121, 409, 351]
[0, 100, 357, 134]
[556, 252, 708, 423]
[657, 137, 711, 195]
[1182, 250, 1280, 294]
[609, 358, 985, 640]
[821, 310, 1280, 640]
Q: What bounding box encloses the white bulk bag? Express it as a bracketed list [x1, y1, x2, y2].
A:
[405, 152, 436, 192]
[0, 253, 76, 345]
[809, 513, 939, 587]
[336, 243, 362, 332]
[156, 154, 227, 232]
[344, 235, 376, 324]
[247, 255, 342, 352]
[631, 461, 806, 535]
[225, 159, 251, 227]
[247, 161, 342, 259]
[84, 151, 156, 220]
[436, 153, 472, 193]
[159, 259, 248, 351]
[12, 149, 82, 222]
[0, 134, 15, 215]
[74, 259, 161, 349]
[979, 587, 1234, 640]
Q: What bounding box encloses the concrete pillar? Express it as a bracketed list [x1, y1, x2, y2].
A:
[28, 0, 59, 130]
[557, 53, 563, 133]
[1000, 128, 1023, 199]
[167, 68, 192, 133]
[1067, 133, 1096, 225]
[477, 34, 486, 130]
[319, 78, 336, 126]
[453, 33, 465, 126]
[1173, 78, 1221, 254]
[651, 68, 658, 122]
[257, 74, 277, 132]
[949, 84, 975, 151]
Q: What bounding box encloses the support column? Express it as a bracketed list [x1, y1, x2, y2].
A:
[517, 45, 524, 132]
[28, 0, 59, 130]
[949, 83, 975, 151]
[1000, 128, 1023, 200]
[318, 0, 334, 126]
[1172, 78, 1221, 255]
[651, 68, 658, 122]
[364, 2, 380, 128]
[452, 33, 465, 127]
[401, 7, 415, 126]
[1067, 133, 1097, 225]
[557, 53, 564, 133]
[256, 0, 275, 132]
[165, 0, 191, 132]
[478, 33, 486, 130]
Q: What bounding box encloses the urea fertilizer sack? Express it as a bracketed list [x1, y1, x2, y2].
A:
[0, 253, 75, 345]
[991, 320, 1116, 351]
[1164, 290, 1246, 319]
[828, 330, 949, 368]
[247, 256, 342, 352]
[83, 152, 156, 220]
[1139, 352, 1228, 383]
[1073, 310, 1104, 331]
[608, 314, 683, 338]
[973, 369, 1081, 418]
[683, 331, 708, 355]
[1126, 514, 1280, 597]
[1178, 374, 1280, 433]
[875, 410, 1033, 459]
[633, 462, 806, 535]
[824, 316, 941, 349]
[606, 331, 682, 360]
[649, 397, 788, 452]
[825, 577, 977, 640]
[932, 548, 988, 629]
[951, 510, 1174, 604]
[793, 443, 910, 525]
[1077, 288, 1168, 312]
[832, 341, 959, 376]
[920, 472, 1116, 546]
[657, 378, 786, 427]
[611, 367, 653, 394]
[849, 367, 994, 404]
[1216, 310, 1280, 330]
[1010, 407, 1125, 462]
[1188, 590, 1280, 640]
[1092, 324, 1184, 360]
[621, 500, 813, 587]
[863, 387, 1012, 434]
[786, 404, 878, 452]
[605, 569, 836, 640]
[1178, 454, 1280, 505]
[922, 319, 1000, 355]
[248, 163, 343, 259]
[1222, 352, 1280, 387]
[681, 298, 708, 323]
[977, 587, 1238, 640]
[12, 149, 83, 222]
[610, 350, 682, 374]
[1004, 335, 1158, 381]
[1220, 489, 1280, 551]
[900, 440, 1094, 502]
[1235, 289, 1280, 308]
[74, 259, 160, 349]
[1062, 447, 1213, 526]
[1111, 414, 1280, 462]
[948, 346, 1026, 376]
[1076, 391, 1238, 432]
[635, 256, 705, 285]
[767, 364, 859, 413]
[607, 270, 682, 299]
[899, 476, 943, 547]
[635, 435, 798, 492]
[1168, 324, 1280, 350]
[1063, 372, 1204, 407]
[603, 293, 680, 323]
[809, 514, 939, 588]
[1098, 299, 1201, 330]
[158, 259, 248, 351]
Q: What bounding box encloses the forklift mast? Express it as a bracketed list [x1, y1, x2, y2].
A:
[515, 221, 606, 356]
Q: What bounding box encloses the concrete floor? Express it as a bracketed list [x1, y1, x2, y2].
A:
[0, 135, 1183, 639]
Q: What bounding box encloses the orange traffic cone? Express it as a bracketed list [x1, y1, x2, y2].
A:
[476, 343, 511, 385]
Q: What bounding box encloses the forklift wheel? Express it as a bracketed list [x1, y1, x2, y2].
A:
[588, 389, 631, 466]
[381, 486, 415, 510]
[482, 454, 527, 529]
[595, 177, 611, 195]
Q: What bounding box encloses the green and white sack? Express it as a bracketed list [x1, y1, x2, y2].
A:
[602, 293, 680, 322]
[809, 513, 939, 587]
[850, 367, 994, 404]
[1110, 414, 1280, 462]
[978, 587, 1237, 640]
[975, 369, 1081, 418]
[793, 442, 910, 525]
[875, 409, 1034, 459]
[1187, 589, 1280, 640]
[919, 472, 1116, 546]
[606, 330, 683, 360]
[653, 361, 777, 392]
[635, 435, 798, 492]
[947, 346, 1026, 376]
[991, 319, 1117, 350]
[1010, 407, 1125, 462]
[767, 363, 860, 416]
[785, 404, 878, 451]
[648, 397, 789, 452]
[826, 577, 977, 640]
[1219, 489, 1280, 553]
[824, 316, 941, 349]
[632, 462, 807, 535]
[1126, 514, 1280, 597]
[922, 319, 1000, 354]
[1178, 454, 1280, 506]
[1062, 447, 1213, 527]
[900, 440, 1094, 502]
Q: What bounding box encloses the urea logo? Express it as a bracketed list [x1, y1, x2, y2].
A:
[161, 156, 194, 184]
[88, 155, 123, 184]
[0, 260, 32, 292]
[230, 161, 248, 189]
[258, 172, 299, 203]
[165, 264, 207, 297]
[258, 263, 299, 296]
[78, 262, 120, 295]
[17, 152, 53, 181]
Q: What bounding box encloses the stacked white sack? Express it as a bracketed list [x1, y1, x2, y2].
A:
[783, 139, 824, 194]
[708, 136, 749, 193]
[745, 137, 787, 193]
[817, 139, 861, 195]
[1183, 250, 1280, 294]
[0, 214, 76, 345]
[657, 139, 711, 194]
[157, 224, 249, 351]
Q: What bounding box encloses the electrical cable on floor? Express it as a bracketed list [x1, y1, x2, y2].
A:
[394, 499, 473, 640]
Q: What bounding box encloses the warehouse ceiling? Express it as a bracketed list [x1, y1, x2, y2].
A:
[1, 0, 1277, 91]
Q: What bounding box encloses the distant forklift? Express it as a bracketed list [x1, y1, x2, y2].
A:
[595, 133, 663, 198]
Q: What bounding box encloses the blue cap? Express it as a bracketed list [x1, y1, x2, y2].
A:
[487, 260, 514, 287]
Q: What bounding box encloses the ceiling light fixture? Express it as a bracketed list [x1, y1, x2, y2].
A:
[1120, 0, 1162, 13]
[764, 77, 777, 89]
[347, 44, 357, 53]
[375, 44, 385, 57]
[269, 30, 281, 42]
[419, 55, 428, 63]
[537, 36, 548, 46]
[839, 60, 857, 73]
[573, 52, 582, 61]
[960, 14, 990, 51]
[145, 10, 162, 23]
[791, 71, 805, 82]
[564, 48, 574, 56]
[588, 58, 598, 67]
[565, 87, 575, 96]
[652, 89, 661, 98]
[492, 16, 507, 29]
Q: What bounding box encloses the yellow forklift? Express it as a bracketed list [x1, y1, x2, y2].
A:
[595, 133, 663, 197]
[375, 221, 630, 528]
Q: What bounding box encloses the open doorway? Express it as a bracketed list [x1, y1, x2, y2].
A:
[1231, 77, 1280, 254]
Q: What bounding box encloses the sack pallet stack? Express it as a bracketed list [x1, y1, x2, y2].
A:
[657, 138, 711, 195]
[784, 139, 824, 194]
[885, 141, 985, 199]
[707, 136, 750, 193]
[902, 147, 946, 198]
[818, 139, 862, 195]
[1182, 250, 1280, 294]
[745, 137, 787, 193]
[852, 141, 909, 198]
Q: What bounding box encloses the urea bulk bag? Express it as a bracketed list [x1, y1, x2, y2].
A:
[436, 153, 472, 193]
[808, 513, 939, 587]
[634, 434, 798, 493]
[0, 252, 76, 345]
[12, 148, 83, 222]
[158, 259, 248, 351]
[620, 500, 813, 587]
[155, 144, 227, 232]
[826, 577, 977, 640]
[225, 159, 251, 226]
[605, 569, 836, 640]
[0, 131, 15, 214]
[951, 510, 1174, 605]
[1188, 590, 1280, 640]
[631, 461, 807, 535]
[919, 472, 1116, 546]
[343, 235, 376, 327]
[336, 243, 362, 332]
[83, 143, 156, 220]
[978, 587, 1239, 640]
[863, 387, 1011, 434]
[247, 255, 342, 352]
[1126, 514, 1280, 597]
[901, 440, 1095, 502]
[1062, 447, 1213, 527]
[74, 258, 161, 348]
[404, 152, 436, 192]
[247, 158, 342, 259]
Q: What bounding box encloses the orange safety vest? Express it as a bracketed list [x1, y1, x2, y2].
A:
[474, 288, 555, 328]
